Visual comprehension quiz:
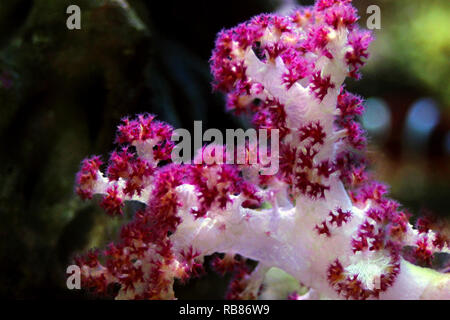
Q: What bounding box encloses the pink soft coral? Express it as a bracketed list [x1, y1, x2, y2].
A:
[74, 0, 449, 300]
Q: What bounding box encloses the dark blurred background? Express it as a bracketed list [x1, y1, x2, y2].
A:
[0, 0, 449, 299]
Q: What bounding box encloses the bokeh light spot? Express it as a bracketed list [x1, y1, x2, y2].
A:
[362, 97, 391, 135]
[406, 98, 440, 135]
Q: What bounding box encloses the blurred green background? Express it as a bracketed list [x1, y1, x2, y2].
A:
[0, 0, 449, 299]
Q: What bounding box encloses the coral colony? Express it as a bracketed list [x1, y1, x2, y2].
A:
[74, 0, 449, 299]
